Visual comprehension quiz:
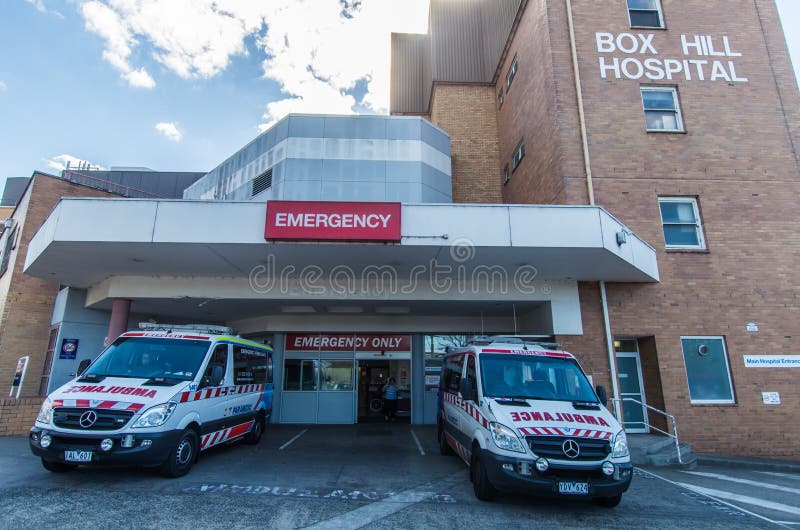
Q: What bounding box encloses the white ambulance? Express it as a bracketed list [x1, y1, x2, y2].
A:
[30, 324, 273, 477]
[437, 337, 632, 506]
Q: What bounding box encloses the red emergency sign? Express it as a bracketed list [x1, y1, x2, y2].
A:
[264, 201, 402, 242]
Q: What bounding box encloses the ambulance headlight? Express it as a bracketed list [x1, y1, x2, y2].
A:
[36, 398, 54, 425]
[489, 422, 526, 453]
[612, 430, 629, 458]
[40, 434, 52, 448]
[132, 402, 177, 428]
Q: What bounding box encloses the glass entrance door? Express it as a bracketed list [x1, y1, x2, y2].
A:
[615, 340, 649, 433]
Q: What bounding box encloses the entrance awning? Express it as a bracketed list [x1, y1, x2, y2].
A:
[25, 198, 658, 285]
[24, 199, 658, 335]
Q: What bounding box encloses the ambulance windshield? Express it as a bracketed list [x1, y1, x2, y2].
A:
[480, 354, 598, 403]
[84, 337, 211, 382]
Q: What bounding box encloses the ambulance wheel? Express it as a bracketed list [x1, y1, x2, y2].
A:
[470, 451, 497, 501]
[594, 493, 622, 508]
[161, 429, 198, 478]
[243, 415, 265, 445]
[41, 459, 76, 473]
[438, 423, 453, 456]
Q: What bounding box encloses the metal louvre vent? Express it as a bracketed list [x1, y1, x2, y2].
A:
[526, 436, 611, 461]
[251, 168, 273, 197]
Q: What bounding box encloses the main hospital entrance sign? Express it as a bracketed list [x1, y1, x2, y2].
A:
[596, 33, 748, 83]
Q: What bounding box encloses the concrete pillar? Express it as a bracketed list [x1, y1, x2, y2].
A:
[105, 298, 131, 346]
[411, 334, 425, 425]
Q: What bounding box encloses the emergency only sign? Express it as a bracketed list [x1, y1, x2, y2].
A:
[596, 32, 747, 83]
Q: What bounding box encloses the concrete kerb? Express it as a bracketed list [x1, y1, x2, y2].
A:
[693, 453, 800, 472]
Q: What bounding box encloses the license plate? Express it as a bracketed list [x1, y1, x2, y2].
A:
[558, 481, 589, 495]
[64, 450, 92, 463]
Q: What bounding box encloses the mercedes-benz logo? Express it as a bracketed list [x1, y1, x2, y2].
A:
[79, 410, 97, 428]
[562, 439, 580, 459]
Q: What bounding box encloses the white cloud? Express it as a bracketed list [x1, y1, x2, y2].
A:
[44, 154, 106, 172]
[155, 122, 182, 142]
[76, 0, 430, 124]
[0, 80, 6, 91]
[24, 0, 64, 18]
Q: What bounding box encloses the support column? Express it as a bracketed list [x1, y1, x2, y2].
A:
[105, 298, 131, 346]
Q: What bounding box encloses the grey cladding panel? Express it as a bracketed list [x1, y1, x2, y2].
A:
[390, 33, 432, 114]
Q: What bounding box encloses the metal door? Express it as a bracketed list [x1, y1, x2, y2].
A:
[616, 347, 649, 433]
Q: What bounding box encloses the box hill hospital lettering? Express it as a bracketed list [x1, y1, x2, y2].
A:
[596, 33, 748, 83]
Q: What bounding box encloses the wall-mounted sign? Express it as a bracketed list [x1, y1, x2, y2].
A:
[285, 333, 411, 353]
[743, 355, 800, 368]
[745, 322, 759, 332]
[596, 32, 747, 83]
[60, 338, 79, 360]
[9, 356, 29, 399]
[265, 201, 402, 242]
[762, 392, 781, 405]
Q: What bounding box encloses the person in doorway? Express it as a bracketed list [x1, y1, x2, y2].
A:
[383, 377, 398, 421]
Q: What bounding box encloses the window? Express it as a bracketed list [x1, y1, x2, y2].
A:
[465, 356, 477, 386]
[202, 344, 229, 386]
[441, 355, 463, 393]
[506, 54, 518, 89]
[627, 0, 664, 28]
[511, 139, 525, 170]
[319, 360, 353, 391]
[284, 359, 318, 391]
[498, 88, 504, 108]
[39, 326, 59, 395]
[680, 337, 735, 404]
[641, 87, 683, 132]
[502, 165, 510, 185]
[251, 168, 273, 197]
[658, 197, 705, 249]
[233, 345, 269, 385]
[0, 227, 17, 278]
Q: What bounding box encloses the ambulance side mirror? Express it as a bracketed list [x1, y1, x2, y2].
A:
[76, 359, 91, 376]
[595, 385, 608, 407]
[459, 378, 477, 402]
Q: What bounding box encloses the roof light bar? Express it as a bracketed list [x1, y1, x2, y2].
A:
[138, 322, 234, 335]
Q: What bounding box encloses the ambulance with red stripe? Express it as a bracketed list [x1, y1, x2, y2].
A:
[437, 337, 632, 507]
[30, 324, 273, 477]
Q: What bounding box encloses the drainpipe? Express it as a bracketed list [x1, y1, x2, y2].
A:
[565, 0, 621, 418]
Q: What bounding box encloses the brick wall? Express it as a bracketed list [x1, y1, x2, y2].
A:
[0, 174, 118, 400]
[0, 397, 44, 436]
[429, 83, 504, 204]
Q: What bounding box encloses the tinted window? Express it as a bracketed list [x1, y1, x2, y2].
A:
[441, 355, 464, 393]
[233, 345, 270, 385]
[284, 359, 318, 391]
[681, 337, 734, 403]
[202, 344, 228, 386]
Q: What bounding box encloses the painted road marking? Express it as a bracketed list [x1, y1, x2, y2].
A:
[636, 468, 791, 529]
[676, 483, 800, 517]
[181, 484, 455, 504]
[683, 471, 800, 495]
[756, 471, 800, 481]
[279, 428, 308, 451]
[410, 430, 426, 456]
[304, 490, 443, 529]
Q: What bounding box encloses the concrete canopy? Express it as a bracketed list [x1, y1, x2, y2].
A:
[24, 198, 658, 334]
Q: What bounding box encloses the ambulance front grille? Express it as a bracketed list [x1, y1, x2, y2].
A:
[53, 408, 134, 431]
[526, 436, 611, 461]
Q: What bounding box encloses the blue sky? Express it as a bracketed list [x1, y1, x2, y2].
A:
[0, 0, 798, 195]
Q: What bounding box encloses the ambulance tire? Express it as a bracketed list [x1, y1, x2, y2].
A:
[593, 493, 622, 508]
[243, 414, 265, 445]
[470, 450, 497, 501]
[161, 428, 198, 478]
[41, 459, 77, 473]
[437, 422, 453, 456]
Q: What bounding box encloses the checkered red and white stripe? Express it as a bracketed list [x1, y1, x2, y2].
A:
[179, 384, 265, 403]
[444, 432, 473, 465]
[443, 391, 489, 428]
[200, 420, 254, 450]
[518, 426, 612, 439]
[52, 399, 145, 413]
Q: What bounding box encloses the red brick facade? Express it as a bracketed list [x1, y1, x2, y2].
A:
[0, 174, 118, 401]
[423, 0, 800, 458]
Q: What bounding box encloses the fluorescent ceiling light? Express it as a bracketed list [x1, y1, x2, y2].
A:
[327, 306, 364, 314]
[375, 306, 410, 314]
[280, 306, 316, 313]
